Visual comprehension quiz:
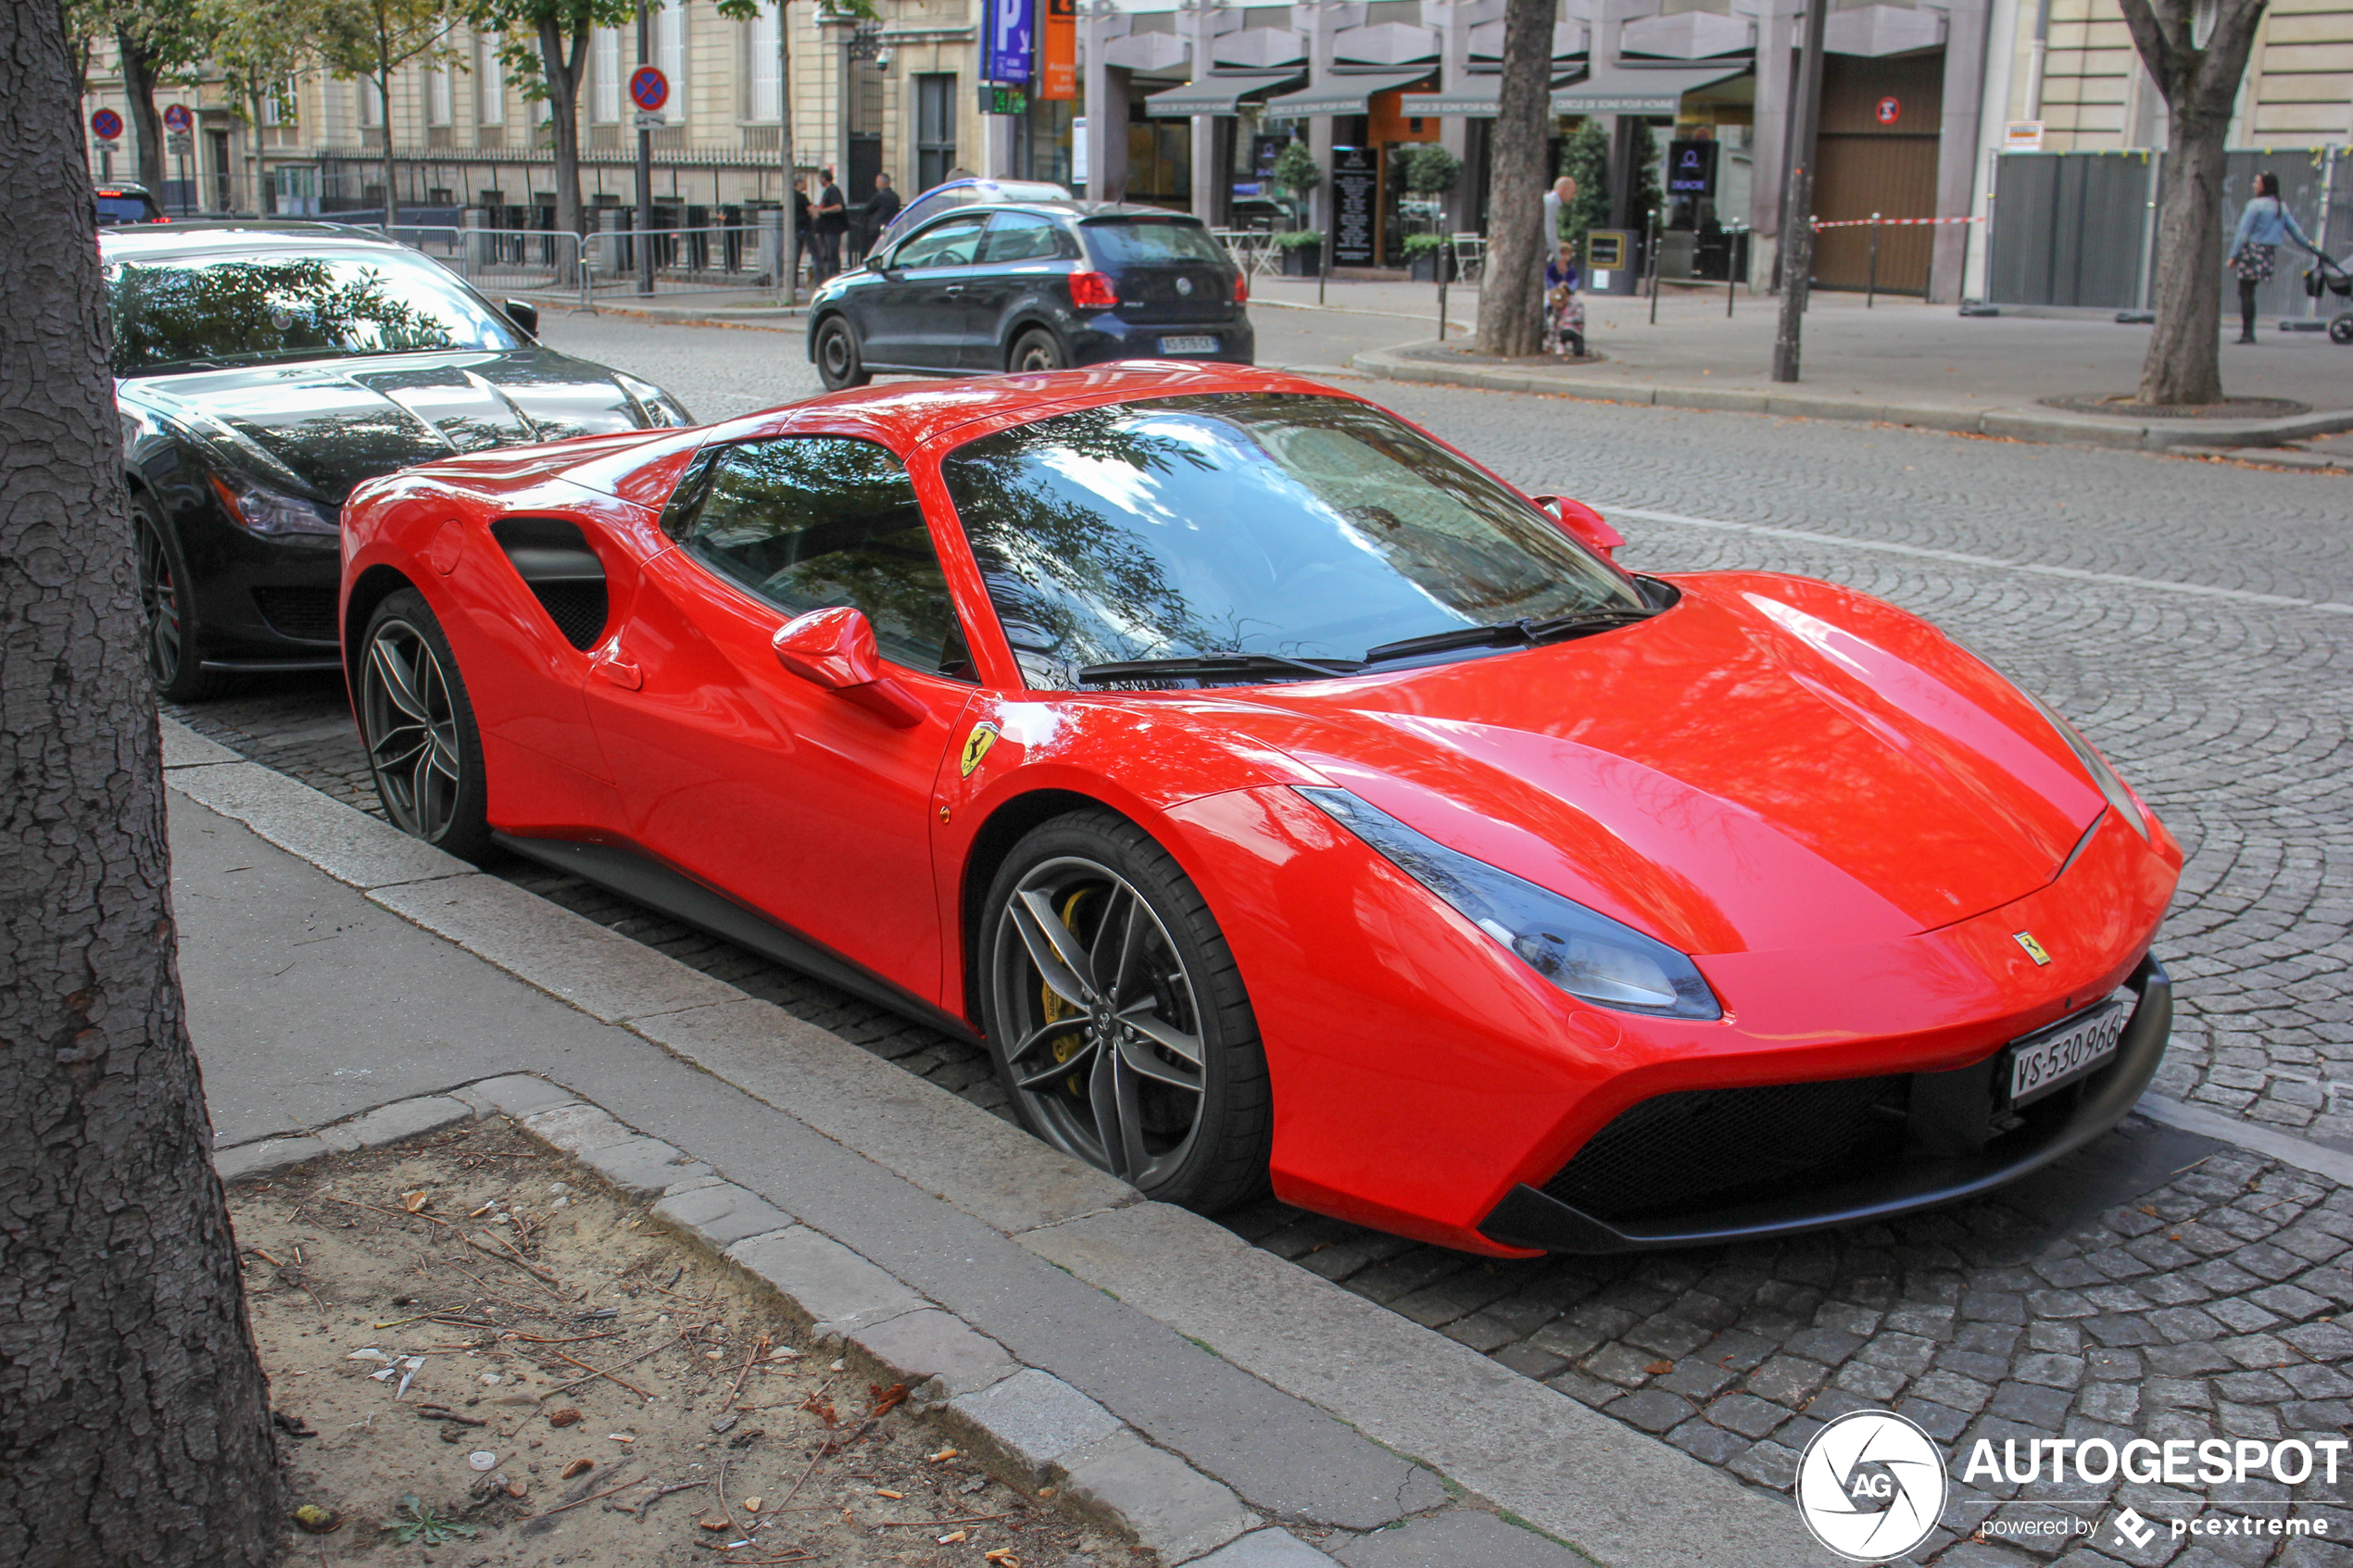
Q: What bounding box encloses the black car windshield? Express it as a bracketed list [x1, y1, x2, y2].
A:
[938, 393, 1642, 688]
[107, 249, 522, 374]
[1081, 219, 1228, 268]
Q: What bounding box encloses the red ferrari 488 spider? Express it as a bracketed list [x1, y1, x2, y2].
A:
[340, 364, 2181, 1255]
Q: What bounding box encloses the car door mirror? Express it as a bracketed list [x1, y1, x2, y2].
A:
[504, 298, 539, 335]
[1532, 495, 1624, 561]
[771, 607, 928, 727]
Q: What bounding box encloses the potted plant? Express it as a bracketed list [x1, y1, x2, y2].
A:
[1275, 229, 1325, 277]
[1403, 232, 1451, 282]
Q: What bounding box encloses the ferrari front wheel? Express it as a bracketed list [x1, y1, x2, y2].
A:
[979, 810, 1270, 1211]
[358, 588, 492, 863]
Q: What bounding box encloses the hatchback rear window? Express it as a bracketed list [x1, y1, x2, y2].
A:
[96, 192, 161, 225]
[1082, 220, 1228, 268]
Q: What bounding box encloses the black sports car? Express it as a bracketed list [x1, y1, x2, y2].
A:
[107, 221, 693, 699]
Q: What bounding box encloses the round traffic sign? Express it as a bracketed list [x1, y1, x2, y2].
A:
[162, 103, 194, 132]
[91, 107, 123, 140]
[628, 65, 669, 113]
[1875, 95, 1901, 125]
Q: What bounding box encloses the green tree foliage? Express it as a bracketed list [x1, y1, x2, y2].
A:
[69, 0, 211, 191]
[196, 0, 316, 210]
[1401, 142, 1461, 196]
[1557, 119, 1609, 257]
[309, 0, 465, 232]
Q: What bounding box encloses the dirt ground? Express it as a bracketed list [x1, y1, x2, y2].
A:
[233, 1114, 1143, 1568]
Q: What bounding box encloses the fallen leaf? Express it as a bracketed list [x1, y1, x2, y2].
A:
[505, 1479, 527, 1499]
[868, 1383, 910, 1419]
[401, 1191, 432, 1213]
[699, 1519, 731, 1532]
[548, 1408, 582, 1428]
[743, 1496, 763, 1512]
[875, 1488, 903, 1500]
[2140, 1205, 2158, 1216]
[704, 1350, 724, 1361]
[291, 1505, 342, 1535]
[984, 1552, 1020, 1567]
[1643, 1361, 1674, 1375]
[562, 1459, 594, 1479]
[928, 1449, 960, 1462]
[608, 1433, 635, 1444]
[1037, 1486, 1056, 1499]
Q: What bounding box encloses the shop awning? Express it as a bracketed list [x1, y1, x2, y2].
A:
[1550, 60, 1746, 115]
[1143, 70, 1303, 118]
[1400, 71, 1578, 117]
[1261, 69, 1435, 118]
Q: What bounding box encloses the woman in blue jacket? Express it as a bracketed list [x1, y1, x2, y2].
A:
[2230, 172, 2320, 344]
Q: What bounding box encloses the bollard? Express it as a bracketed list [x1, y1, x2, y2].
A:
[1866, 213, 1881, 309]
[1646, 208, 1661, 325]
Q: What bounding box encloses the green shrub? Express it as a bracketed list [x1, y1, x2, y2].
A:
[1273, 229, 1325, 250]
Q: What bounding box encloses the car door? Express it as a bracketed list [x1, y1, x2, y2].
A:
[962, 211, 1072, 370]
[861, 213, 989, 370]
[581, 433, 979, 1002]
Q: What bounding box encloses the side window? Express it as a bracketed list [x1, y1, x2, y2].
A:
[892, 213, 987, 270]
[979, 212, 1066, 264]
[677, 436, 973, 680]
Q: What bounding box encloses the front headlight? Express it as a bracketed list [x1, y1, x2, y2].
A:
[1298, 786, 1721, 1021]
[2020, 691, 2150, 842]
[208, 473, 339, 538]
[614, 371, 693, 429]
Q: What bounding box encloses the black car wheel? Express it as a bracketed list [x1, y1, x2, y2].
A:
[1009, 328, 1068, 374]
[815, 317, 872, 390]
[358, 588, 492, 863]
[2332, 315, 2353, 345]
[132, 496, 220, 703]
[978, 809, 1270, 1210]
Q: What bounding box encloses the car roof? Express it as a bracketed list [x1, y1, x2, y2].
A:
[903, 198, 1210, 229]
[98, 220, 409, 258]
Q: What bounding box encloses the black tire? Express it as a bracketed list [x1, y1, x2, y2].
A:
[815, 316, 872, 390]
[2332, 315, 2353, 346]
[356, 588, 494, 864]
[1008, 328, 1068, 374]
[131, 494, 221, 703]
[977, 809, 1270, 1211]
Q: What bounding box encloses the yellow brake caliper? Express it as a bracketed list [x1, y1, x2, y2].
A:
[1040, 888, 1091, 1096]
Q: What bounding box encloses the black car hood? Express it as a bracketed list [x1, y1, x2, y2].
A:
[119, 346, 653, 502]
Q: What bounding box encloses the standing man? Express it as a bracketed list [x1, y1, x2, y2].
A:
[791, 174, 814, 289]
[812, 165, 848, 282]
[861, 171, 902, 257]
[1542, 175, 1578, 258]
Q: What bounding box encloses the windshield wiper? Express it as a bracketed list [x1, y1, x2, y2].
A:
[1361, 608, 1656, 667]
[1076, 652, 1366, 685]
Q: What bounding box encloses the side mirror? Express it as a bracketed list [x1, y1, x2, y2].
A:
[1532, 494, 1624, 562]
[771, 607, 928, 727]
[504, 298, 539, 335]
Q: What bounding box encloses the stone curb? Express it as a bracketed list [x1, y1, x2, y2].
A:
[210, 1075, 1305, 1566]
[1350, 342, 2353, 453]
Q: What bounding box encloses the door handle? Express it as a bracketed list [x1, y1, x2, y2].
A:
[941, 285, 965, 297]
[590, 651, 642, 690]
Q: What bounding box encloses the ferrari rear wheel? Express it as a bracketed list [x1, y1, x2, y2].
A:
[359, 588, 492, 864]
[979, 810, 1270, 1211]
[132, 497, 220, 703]
[815, 317, 871, 390]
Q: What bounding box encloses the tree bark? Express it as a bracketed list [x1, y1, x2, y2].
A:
[117, 27, 166, 193]
[381, 63, 399, 233]
[1472, 0, 1553, 357]
[2118, 0, 2270, 404]
[537, 19, 585, 245]
[0, 4, 281, 1565]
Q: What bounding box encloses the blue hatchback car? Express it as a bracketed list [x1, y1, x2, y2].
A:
[806, 200, 1256, 388]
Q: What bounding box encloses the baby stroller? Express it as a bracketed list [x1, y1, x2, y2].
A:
[2304, 252, 2353, 344]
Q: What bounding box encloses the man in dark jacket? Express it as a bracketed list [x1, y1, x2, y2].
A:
[857, 172, 901, 260]
[790, 175, 813, 288]
[812, 166, 848, 282]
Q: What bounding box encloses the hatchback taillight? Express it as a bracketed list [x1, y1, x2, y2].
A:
[1234, 270, 1249, 304]
[1068, 270, 1118, 309]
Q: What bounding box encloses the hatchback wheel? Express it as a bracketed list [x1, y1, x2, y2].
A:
[358, 589, 493, 862]
[979, 809, 1270, 1210]
[132, 498, 220, 703]
[1008, 328, 1067, 374]
[815, 317, 871, 390]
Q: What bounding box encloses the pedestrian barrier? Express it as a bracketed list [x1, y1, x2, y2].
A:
[1212, 228, 1281, 280]
[371, 220, 786, 312]
[1807, 214, 1983, 307]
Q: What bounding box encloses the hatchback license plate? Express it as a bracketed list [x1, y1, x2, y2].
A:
[2007, 999, 2130, 1107]
[1159, 335, 1218, 354]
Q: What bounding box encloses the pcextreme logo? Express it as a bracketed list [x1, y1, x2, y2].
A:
[1795, 1411, 1949, 1562]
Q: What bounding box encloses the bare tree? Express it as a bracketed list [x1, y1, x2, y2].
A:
[2118, 0, 2271, 404]
[1472, 0, 1554, 357]
[0, 3, 281, 1564]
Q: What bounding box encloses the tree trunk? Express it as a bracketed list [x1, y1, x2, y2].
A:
[540, 20, 585, 242]
[0, 5, 281, 1565]
[1472, 0, 1553, 357]
[380, 64, 399, 234]
[118, 29, 166, 194]
[2137, 120, 2228, 403]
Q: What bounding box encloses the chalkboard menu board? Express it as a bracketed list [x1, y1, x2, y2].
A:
[1332, 146, 1378, 267]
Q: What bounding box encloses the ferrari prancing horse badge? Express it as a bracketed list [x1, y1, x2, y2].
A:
[960, 722, 1000, 778]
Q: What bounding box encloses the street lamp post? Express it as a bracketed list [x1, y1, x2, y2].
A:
[1770, 0, 1828, 383]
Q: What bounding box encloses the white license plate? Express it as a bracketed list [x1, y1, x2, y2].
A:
[2007, 1000, 2129, 1107]
[1159, 335, 1218, 354]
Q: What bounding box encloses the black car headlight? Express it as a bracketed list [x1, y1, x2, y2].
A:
[1298, 786, 1721, 1021]
[614, 371, 693, 428]
[208, 472, 340, 538]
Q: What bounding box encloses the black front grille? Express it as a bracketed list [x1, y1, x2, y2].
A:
[251, 585, 338, 642]
[1545, 1075, 1908, 1222]
[532, 580, 609, 651]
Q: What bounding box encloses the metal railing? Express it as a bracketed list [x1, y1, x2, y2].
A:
[371, 220, 786, 311]
[1211, 228, 1282, 280]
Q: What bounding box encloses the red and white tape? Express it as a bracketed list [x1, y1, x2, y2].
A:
[1809, 215, 1984, 230]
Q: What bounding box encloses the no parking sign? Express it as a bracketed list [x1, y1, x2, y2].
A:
[629, 64, 669, 128]
[91, 107, 122, 140]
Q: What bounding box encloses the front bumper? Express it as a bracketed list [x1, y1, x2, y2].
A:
[1478, 953, 2172, 1253]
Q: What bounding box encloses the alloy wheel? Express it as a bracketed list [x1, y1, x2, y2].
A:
[990, 856, 1208, 1186]
[360, 618, 465, 842]
[134, 516, 182, 685]
[1013, 338, 1062, 372]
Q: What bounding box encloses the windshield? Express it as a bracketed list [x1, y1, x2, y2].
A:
[1081, 220, 1228, 268]
[107, 249, 522, 374]
[938, 393, 1642, 688]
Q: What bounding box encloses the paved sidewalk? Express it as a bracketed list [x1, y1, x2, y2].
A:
[164, 718, 1828, 1568]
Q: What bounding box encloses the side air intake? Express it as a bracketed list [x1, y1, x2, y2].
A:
[491, 518, 609, 651]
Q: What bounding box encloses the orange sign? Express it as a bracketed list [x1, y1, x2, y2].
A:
[1041, 0, 1076, 100]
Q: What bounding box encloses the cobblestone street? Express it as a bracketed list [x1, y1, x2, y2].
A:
[165, 315, 2353, 1563]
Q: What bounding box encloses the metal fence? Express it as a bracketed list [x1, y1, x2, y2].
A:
[367, 220, 786, 310]
[1986, 146, 2348, 319]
